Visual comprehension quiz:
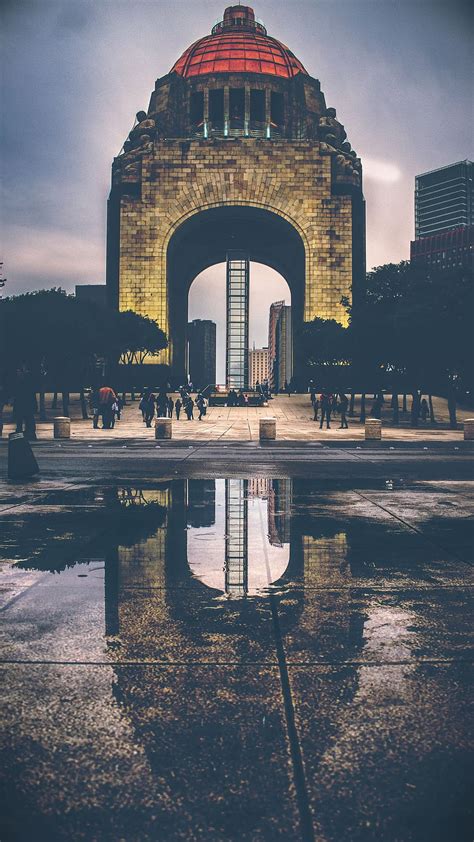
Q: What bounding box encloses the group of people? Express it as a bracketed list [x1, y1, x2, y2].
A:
[138, 386, 208, 425]
[90, 386, 122, 430]
[310, 389, 349, 429]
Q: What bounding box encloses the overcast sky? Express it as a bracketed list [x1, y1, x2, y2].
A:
[1, 0, 472, 376]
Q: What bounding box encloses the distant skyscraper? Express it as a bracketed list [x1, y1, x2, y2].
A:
[187, 319, 216, 388]
[268, 300, 285, 390]
[75, 285, 107, 307]
[275, 305, 293, 391]
[410, 160, 473, 271]
[248, 346, 269, 389]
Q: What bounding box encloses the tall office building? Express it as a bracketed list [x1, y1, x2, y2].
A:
[226, 252, 250, 389]
[268, 300, 285, 390]
[187, 319, 216, 389]
[410, 160, 473, 271]
[248, 346, 269, 389]
[275, 305, 293, 392]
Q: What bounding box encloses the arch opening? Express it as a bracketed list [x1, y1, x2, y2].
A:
[189, 262, 291, 386]
[166, 205, 306, 385]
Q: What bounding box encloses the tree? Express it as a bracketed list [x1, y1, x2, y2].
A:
[0, 290, 168, 413]
[116, 310, 167, 365]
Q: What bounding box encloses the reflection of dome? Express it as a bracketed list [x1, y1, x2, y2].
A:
[171, 5, 307, 79]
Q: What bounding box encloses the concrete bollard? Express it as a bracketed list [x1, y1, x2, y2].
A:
[259, 417, 276, 441]
[365, 417, 382, 440]
[464, 418, 474, 441]
[53, 417, 70, 439]
[155, 417, 172, 439]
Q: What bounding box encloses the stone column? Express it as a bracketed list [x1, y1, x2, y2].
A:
[260, 417, 276, 441]
[365, 418, 381, 440]
[54, 417, 71, 439]
[464, 419, 474, 440]
[155, 417, 172, 439]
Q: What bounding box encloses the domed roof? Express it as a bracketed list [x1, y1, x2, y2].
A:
[171, 5, 307, 80]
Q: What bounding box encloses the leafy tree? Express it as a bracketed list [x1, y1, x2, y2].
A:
[0, 290, 168, 414]
[116, 310, 167, 365]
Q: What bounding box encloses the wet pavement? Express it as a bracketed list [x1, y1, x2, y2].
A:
[0, 476, 473, 841]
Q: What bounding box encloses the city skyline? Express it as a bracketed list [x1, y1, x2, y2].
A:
[2, 0, 472, 354]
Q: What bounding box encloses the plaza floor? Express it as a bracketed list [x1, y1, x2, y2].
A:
[2, 393, 472, 442]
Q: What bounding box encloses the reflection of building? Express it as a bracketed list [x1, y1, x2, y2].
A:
[226, 252, 250, 389]
[187, 480, 216, 528]
[268, 479, 292, 545]
[275, 305, 293, 391]
[248, 346, 269, 389]
[268, 301, 285, 390]
[187, 319, 216, 388]
[225, 479, 248, 597]
[410, 160, 473, 271]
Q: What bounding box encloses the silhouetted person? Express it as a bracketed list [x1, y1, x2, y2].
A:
[175, 398, 182, 420]
[185, 397, 194, 420]
[167, 397, 174, 418]
[420, 398, 429, 423]
[370, 397, 383, 419]
[91, 388, 100, 429]
[13, 367, 37, 440]
[338, 393, 349, 429]
[98, 384, 117, 429]
[319, 392, 332, 429]
[312, 395, 319, 421]
[144, 392, 155, 427]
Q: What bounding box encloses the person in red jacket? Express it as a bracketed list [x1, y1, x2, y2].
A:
[98, 385, 117, 430]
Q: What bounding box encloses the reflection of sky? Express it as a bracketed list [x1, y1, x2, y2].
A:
[187, 479, 289, 594]
[2, 0, 471, 324]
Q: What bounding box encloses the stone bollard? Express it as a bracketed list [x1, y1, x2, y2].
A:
[464, 418, 474, 441]
[259, 417, 276, 441]
[54, 417, 71, 439]
[155, 417, 172, 439]
[365, 417, 382, 441]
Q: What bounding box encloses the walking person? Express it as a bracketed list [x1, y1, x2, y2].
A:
[319, 392, 332, 430]
[144, 392, 155, 427]
[13, 366, 37, 440]
[312, 394, 319, 422]
[167, 396, 174, 418]
[185, 397, 194, 420]
[338, 392, 349, 429]
[175, 397, 182, 420]
[91, 387, 100, 429]
[420, 397, 429, 423]
[98, 384, 118, 430]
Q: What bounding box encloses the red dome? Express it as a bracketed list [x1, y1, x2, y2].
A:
[171, 5, 307, 79]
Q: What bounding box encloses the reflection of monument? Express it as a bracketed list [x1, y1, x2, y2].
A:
[187, 479, 216, 528]
[225, 479, 249, 597]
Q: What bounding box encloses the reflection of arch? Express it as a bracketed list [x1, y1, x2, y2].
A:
[166, 205, 306, 379]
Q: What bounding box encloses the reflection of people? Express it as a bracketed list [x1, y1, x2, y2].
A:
[13, 366, 37, 440]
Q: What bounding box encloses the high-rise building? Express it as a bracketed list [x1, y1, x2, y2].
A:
[268, 300, 285, 390]
[248, 346, 269, 389]
[187, 319, 216, 389]
[275, 305, 293, 391]
[75, 285, 107, 307]
[226, 252, 250, 389]
[410, 160, 473, 271]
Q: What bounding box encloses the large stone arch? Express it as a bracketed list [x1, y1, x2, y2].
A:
[165, 203, 306, 381]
